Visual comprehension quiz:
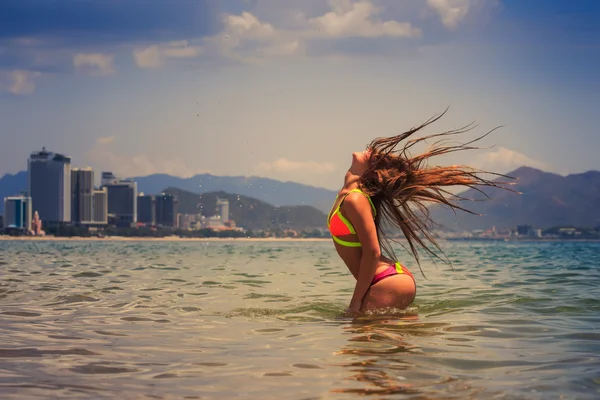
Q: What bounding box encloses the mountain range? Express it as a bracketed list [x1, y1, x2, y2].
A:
[133, 173, 337, 213]
[430, 166, 600, 231]
[2, 166, 600, 231]
[0, 171, 337, 214]
[164, 187, 326, 231]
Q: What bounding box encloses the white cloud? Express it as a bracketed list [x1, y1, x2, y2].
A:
[4, 70, 41, 95]
[255, 158, 336, 174]
[87, 138, 209, 178]
[96, 136, 115, 145]
[260, 40, 301, 57]
[252, 158, 338, 186]
[426, 0, 479, 29]
[133, 40, 202, 69]
[308, 0, 421, 38]
[209, 12, 291, 63]
[209, 1, 420, 62]
[471, 147, 552, 174]
[73, 53, 116, 76]
[226, 12, 276, 39]
[133, 46, 162, 68]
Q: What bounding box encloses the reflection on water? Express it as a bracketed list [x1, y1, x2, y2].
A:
[0, 239, 599, 399]
[332, 317, 421, 397]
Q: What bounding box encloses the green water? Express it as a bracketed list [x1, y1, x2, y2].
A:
[0, 239, 599, 399]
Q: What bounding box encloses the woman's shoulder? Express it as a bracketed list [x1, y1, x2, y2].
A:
[342, 189, 371, 209]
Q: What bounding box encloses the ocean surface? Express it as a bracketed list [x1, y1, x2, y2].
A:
[0, 239, 599, 399]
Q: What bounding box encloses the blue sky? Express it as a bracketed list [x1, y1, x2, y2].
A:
[1, 0, 598, 189]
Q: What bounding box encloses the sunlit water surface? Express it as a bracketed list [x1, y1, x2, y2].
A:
[0, 239, 599, 399]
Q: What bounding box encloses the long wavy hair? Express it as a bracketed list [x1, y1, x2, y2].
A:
[359, 111, 516, 276]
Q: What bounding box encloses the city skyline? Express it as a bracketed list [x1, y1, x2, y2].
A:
[0, 146, 234, 232]
[1, 1, 599, 190]
[2, 139, 598, 191]
[2, 144, 599, 234]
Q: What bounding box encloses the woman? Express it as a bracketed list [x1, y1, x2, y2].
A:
[327, 113, 512, 314]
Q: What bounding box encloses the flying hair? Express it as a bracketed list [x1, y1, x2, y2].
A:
[358, 109, 519, 278]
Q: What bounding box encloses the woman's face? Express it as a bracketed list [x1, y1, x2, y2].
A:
[350, 148, 372, 175]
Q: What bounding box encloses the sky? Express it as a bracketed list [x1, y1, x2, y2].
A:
[1, 0, 599, 190]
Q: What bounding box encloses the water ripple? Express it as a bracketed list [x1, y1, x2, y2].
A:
[0, 239, 598, 399]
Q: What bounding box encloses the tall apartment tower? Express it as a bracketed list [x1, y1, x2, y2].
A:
[137, 194, 155, 226]
[28, 148, 71, 224]
[155, 193, 177, 227]
[92, 187, 108, 224]
[71, 168, 94, 224]
[102, 173, 137, 226]
[216, 198, 229, 222]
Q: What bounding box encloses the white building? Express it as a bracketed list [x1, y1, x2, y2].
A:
[204, 215, 224, 229]
[177, 213, 195, 230]
[28, 148, 71, 224]
[3, 196, 32, 229]
[216, 198, 229, 222]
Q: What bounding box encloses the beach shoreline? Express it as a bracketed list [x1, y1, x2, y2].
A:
[3, 235, 600, 243]
[0, 235, 332, 242]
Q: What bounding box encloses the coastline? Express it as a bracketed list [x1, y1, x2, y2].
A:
[2, 236, 600, 243]
[0, 236, 333, 242]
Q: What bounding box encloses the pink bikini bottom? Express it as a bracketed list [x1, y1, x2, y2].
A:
[371, 262, 415, 286]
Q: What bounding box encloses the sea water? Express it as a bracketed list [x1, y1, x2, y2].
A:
[0, 239, 599, 399]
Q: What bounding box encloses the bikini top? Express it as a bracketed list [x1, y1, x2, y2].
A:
[327, 188, 376, 248]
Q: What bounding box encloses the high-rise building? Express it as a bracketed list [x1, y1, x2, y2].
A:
[101, 171, 118, 186]
[92, 188, 108, 224]
[71, 168, 94, 224]
[155, 194, 177, 227]
[216, 198, 229, 223]
[137, 194, 155, 226]
[3, 196, 32, 229]
[28, 148, 71, 224]
[177, 213, 195, 230]
[104, 179, 137, 226]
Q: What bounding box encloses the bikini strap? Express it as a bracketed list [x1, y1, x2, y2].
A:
[332, 235, 362, 247]
[327, 188, 376, 228]
[347, 188, 376, 216]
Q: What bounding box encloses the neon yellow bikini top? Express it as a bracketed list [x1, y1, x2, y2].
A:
[327, 188, 376, 247]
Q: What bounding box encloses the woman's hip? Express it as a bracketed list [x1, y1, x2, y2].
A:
[363, 272, 417, 310]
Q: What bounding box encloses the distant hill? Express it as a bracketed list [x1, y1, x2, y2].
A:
[430, 166, 600, 231]
[0, 171, 27, 212]
[164, 187, 327, 230]
[0, 171, 337, 214]
[4, 167, 600, 231]
[134, 173, 337, 214]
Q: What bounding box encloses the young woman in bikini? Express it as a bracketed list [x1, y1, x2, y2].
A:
[327, 113, 511, 314]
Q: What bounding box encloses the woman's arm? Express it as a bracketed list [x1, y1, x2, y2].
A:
[342, 193, 381, 312]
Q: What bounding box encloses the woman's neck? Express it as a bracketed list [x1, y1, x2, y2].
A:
[341, 170, 361, 192]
